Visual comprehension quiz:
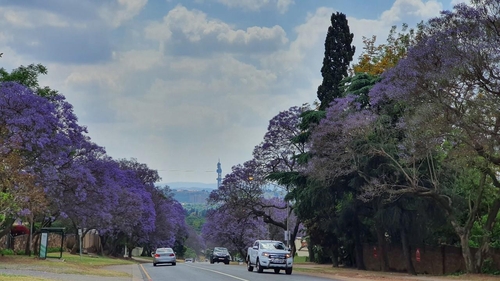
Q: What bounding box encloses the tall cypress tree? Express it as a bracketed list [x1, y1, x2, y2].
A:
[317, 12, 355, 110]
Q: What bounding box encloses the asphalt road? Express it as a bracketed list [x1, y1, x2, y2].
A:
[143, 261, 341, 281]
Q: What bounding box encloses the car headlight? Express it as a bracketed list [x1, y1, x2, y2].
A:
[261, 252, 269, 257]
[285, 253, 291, 258]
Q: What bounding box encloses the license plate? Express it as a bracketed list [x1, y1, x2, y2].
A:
[272, 259, 285, 263]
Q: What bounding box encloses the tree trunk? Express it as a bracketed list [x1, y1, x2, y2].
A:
[71, 238, 79, 255]
[0, 218, 16, 240]
[290, 220, 300, 257]
[400, 227, 416, 275]
[459, 233, 476, 273]
[375, 222, 390, 271]
[24, 234, 31, 256]
[330, 236, 339, 267]
[353, 216, 366, 270]
[33, 233, 40, 256]
[308, 238, 315, 262]
[443, 173, 486, 274]
[475, 198, 500, 272]
[99, 237, 105, 256]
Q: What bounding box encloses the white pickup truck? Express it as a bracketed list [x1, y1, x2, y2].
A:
[246, 240, 293, 275]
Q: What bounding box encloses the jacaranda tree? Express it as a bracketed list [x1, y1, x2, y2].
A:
[0, 81, 91, 239]
[202, 206, 267, 259]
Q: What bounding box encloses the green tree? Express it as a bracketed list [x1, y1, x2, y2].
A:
[0, 64, 57, 97]
[186, 215, 205, 233]
[347, 0, 500, 273]
[317, 12, 355, 110]
[353, 23, 423, 76]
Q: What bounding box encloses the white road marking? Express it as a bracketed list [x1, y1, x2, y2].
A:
[185, 264, 249, 281]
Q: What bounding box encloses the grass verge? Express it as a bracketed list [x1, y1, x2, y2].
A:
[0, 273, 55, 281]
[0, 252, 135, 280]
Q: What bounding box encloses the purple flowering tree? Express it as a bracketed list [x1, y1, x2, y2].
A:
[184, 225, 206, 257]
[307, 94, 378, 269]
[0, 81, 92, 240]
[254, 106, 308, 252]
[148, 185, 188, 253]
[323, 0, 500, 273]
[105, 159, 157, 257]
[0, 68, 189, 258]
[308, 96, 376, 182]
[202, 206, 268, 258]
[253, 106, 308, 174]
[209, 106, 308, 256]
[54, 154, 121, 253]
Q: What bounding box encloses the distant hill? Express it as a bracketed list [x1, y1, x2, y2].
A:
[172, 189, 210, 204]
[157, 182, 217, 191]
[154, 182, 216, 203]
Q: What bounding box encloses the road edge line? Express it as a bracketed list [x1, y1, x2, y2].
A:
[139, 263, 152, 281]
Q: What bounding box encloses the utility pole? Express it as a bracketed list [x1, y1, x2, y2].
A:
[29, 210, 33, 257]
[286, 185, 290, 249]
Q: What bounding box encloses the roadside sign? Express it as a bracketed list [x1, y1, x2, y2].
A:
[39, 232, 48, 259]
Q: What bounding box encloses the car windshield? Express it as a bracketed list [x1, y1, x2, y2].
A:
[214, 247, 228, 253]
[260, 242, 286, 250]
[156, 248, 173, 253]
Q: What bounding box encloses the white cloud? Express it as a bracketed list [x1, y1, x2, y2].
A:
[381, 0, 442, 23]
[216, 0, 294, 13]
[56, 47, 282, 182]
[217, 26, 288, 45]
[145, 5, 287, 53]
[450, 0, 469, 5]
[66, 49, 164, 92]
[261, 7, 333, 75]
[100, 0, 148, 28]
[277, 0, 294, 13]
[0, 0, 457, 184]
[1, 8, 69, 28]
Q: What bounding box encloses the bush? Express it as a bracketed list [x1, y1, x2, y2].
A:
[0, 249, 15, 255]
[482, 258, 500, 275]
[48, 247, 62, 253]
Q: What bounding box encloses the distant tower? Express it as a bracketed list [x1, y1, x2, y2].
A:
[216, 159, 222, 188]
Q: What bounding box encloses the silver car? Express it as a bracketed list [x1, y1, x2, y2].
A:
[153, 248, 176, 266]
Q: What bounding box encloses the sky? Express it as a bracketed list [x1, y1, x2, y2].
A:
[0, 0, 466, 184]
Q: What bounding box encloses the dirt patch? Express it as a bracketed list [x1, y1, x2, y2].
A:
[294, 263, 500, 281]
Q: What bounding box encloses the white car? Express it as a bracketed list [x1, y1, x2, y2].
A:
[153, 248, 176, 266]
[247, 240, 293, 275]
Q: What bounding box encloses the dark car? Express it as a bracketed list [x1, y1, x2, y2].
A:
[210, 247, 231, 264]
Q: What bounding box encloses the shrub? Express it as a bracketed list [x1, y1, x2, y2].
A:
[0, 249, 15, 255]
[48, 247, 62, 253]
[482, 258, 500, 275]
